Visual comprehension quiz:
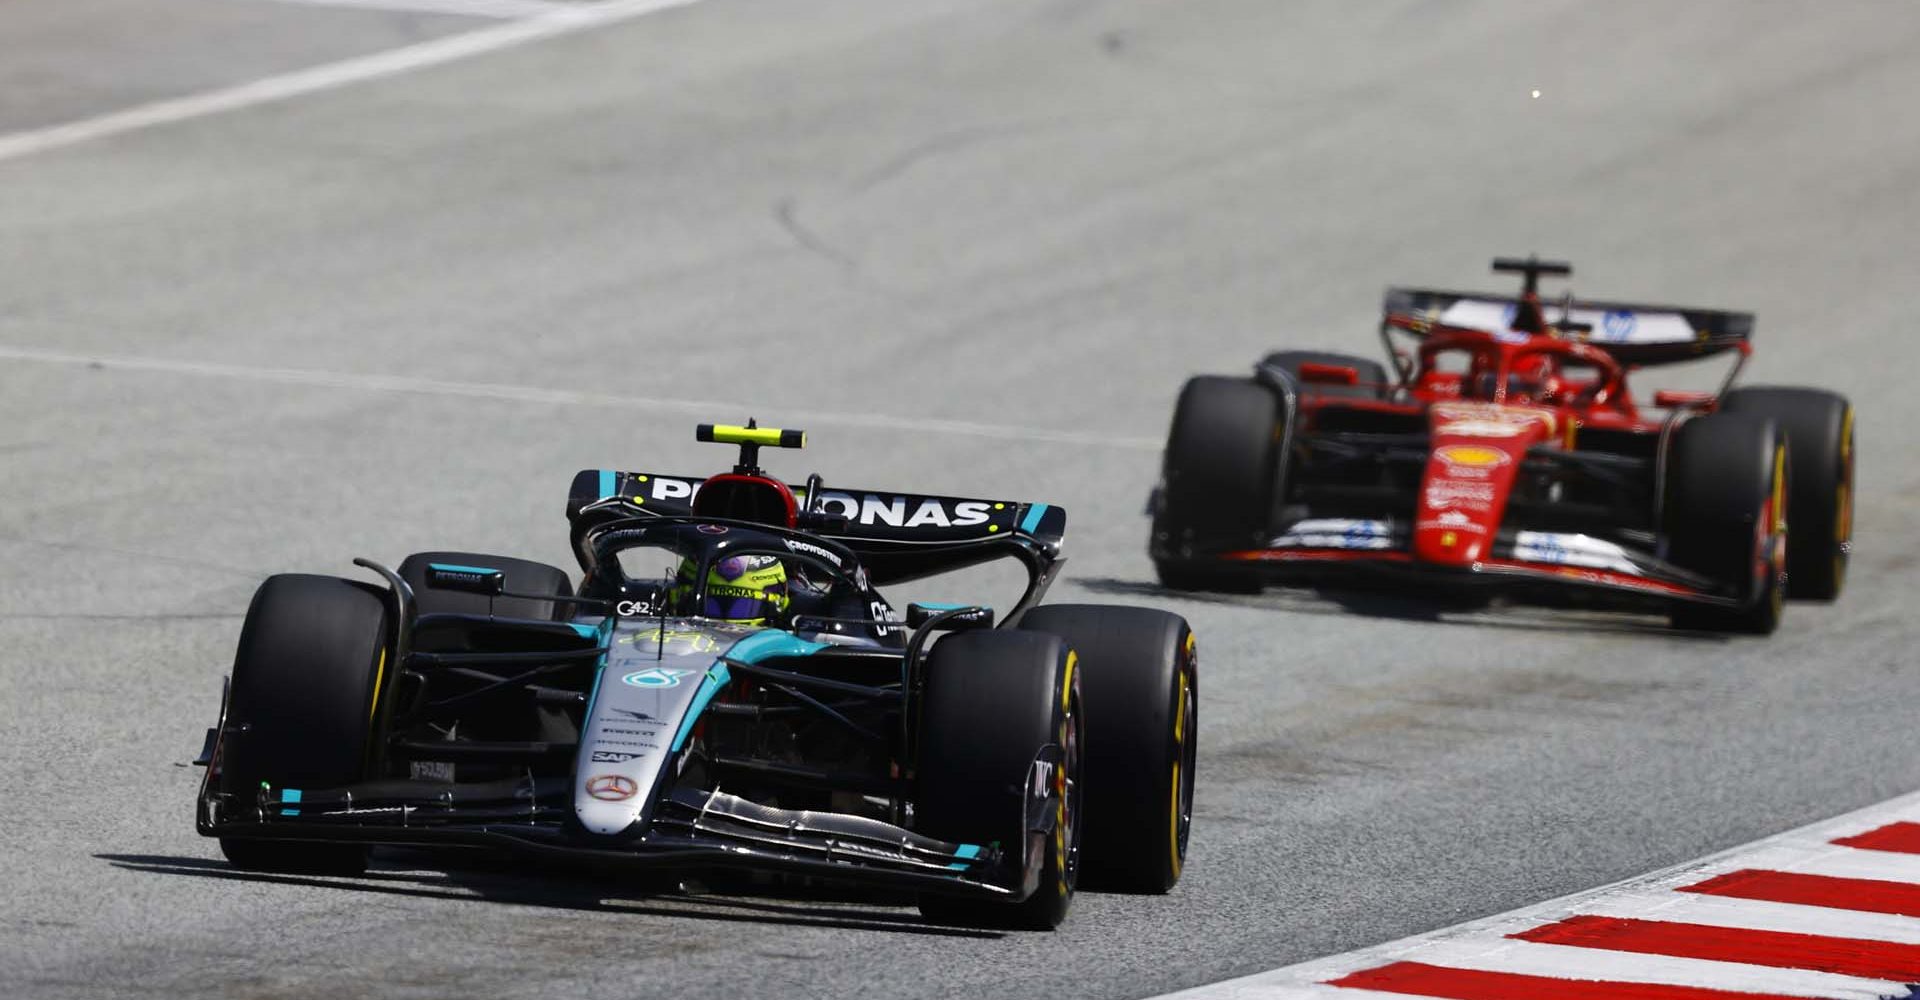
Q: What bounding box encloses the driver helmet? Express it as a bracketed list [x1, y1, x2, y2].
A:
[1507, 356, 1556, 402]
[679, 553, 790, 625]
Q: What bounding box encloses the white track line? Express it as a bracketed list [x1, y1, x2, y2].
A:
[254, 0, 573, 19]
[0, 345, 1161, 451]
[1155, 787, 1920, 999]
[0, 0, 703, 165]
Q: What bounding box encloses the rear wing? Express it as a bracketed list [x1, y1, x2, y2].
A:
[1383, 287, 1754, 365]
[566, 470, 1066, 585]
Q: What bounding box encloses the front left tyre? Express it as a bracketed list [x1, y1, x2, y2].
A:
[914, 629, 1081, 930]
[1019, 604, 1197, 893]
[1721, 387, 1854, 600]
[1664, 414, 1788, 634]
[217, 574, 391, 874]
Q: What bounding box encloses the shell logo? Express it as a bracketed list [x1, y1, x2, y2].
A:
[1436, 445, 1508, 469]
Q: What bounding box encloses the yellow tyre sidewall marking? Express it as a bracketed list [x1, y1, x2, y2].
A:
[1768, 444, 1787, 614]
[368, 646, 389, 725]
[1169, 632, 1196, 879]
[1056, 650, 1077, 897]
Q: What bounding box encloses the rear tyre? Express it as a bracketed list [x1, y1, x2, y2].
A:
[398, 551, 574, 621]
[1151, 375, 1280, 592]
[1019, 605, 1197, 893]
[1721, 387, 1854, 600]
[1665, 415, 1788, 634]
[218, 574, 391, 874]
[915, 630, 1080, 930]
[1261, 350, 1390, 399]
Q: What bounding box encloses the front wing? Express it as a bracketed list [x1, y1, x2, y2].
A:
[1208, 520, 1743, 610]
[197, 739, 1060, 902]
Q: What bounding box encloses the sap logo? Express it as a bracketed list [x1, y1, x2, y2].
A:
[590, 750, 640, 763]
[811, 492, 994, 529]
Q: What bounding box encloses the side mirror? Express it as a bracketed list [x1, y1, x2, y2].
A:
[906, 603, 994, 630]
[1297, 362, 1360, 386]
[424, 562, 505, 596]
[1652, 389, 1715, 410]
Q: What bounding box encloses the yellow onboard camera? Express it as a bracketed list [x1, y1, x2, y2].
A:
[697, 420, 805, 475]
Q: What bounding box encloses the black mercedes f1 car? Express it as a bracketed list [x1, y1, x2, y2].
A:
[196, 423, 1198, 929]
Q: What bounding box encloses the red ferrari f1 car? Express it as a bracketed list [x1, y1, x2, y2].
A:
[1148, 258, 1855, 633]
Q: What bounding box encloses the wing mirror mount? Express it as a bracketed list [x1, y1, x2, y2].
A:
[905, 603, 995, 631]
[1297, 362, 1360, 386]
[423, 563, 505, 596]
[1652, 389, 1715, 411]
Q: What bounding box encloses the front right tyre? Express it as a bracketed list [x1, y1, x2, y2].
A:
[217, 574, 391, 874]
[1019, 604, 1197, 893]
[1151, 375, 1281, 592]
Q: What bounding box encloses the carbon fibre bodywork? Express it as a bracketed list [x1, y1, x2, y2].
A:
[199, 464, 1076, 903]
[1148, 259, 1794, 616]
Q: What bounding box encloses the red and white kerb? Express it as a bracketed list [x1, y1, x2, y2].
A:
[1159, 792, 1920, 1000]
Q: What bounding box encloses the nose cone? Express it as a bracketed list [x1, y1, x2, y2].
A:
[1413, 404, 1556, 566]
[1412, 444, 1510, 565]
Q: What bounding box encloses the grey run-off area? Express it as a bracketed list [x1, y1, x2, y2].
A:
[1, 1, 1917, 998]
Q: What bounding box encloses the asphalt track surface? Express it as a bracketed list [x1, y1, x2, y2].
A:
[2, 2, 1917, 998]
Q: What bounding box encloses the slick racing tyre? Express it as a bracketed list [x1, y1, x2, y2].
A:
[1721, 387, 1854, 600]
[398, 551, 574, 622]
[1151, 375, 1280, 592]
[1261, 350, 1391, 399]
[218, 574, 391, 874]
[1020, 605, 1197, 893]
[1665, 414, 1788, 635]
[915, 630, 1081, 930]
